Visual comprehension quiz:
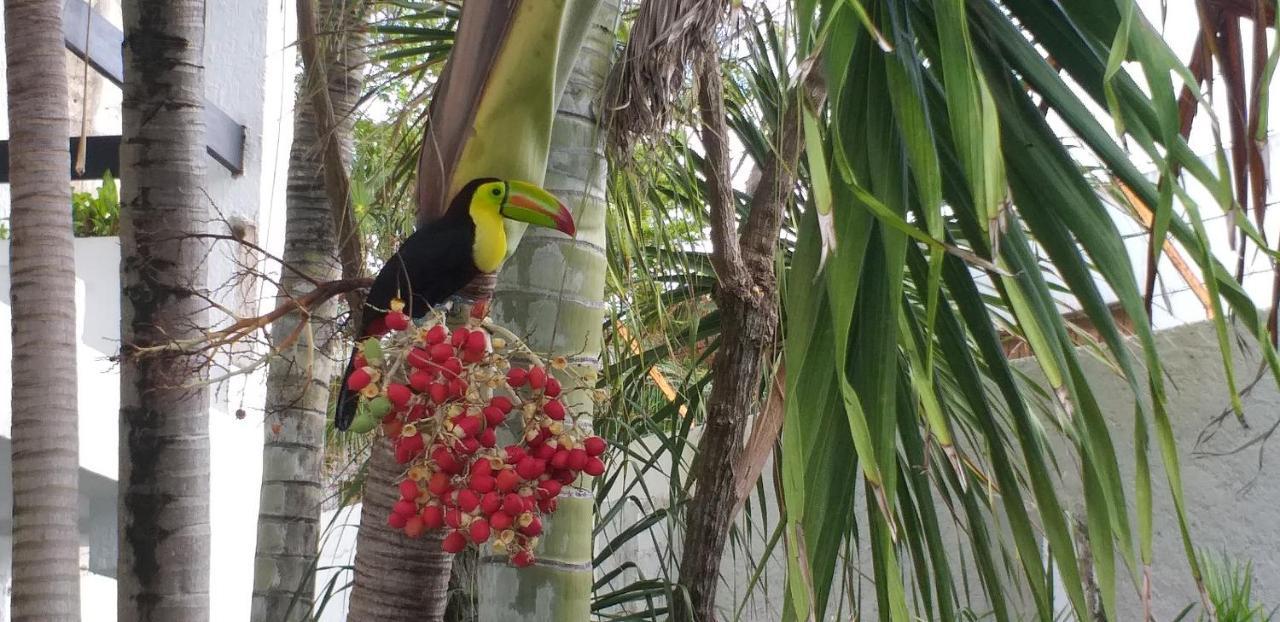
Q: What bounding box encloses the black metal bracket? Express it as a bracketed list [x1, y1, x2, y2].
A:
[0, 0, 247, 183]
[62, 0, 246, 174]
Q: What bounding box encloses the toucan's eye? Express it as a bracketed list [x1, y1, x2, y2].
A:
[491, 188, 502, 197]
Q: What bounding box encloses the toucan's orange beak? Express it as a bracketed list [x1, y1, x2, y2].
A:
[499, 180, 576, 237]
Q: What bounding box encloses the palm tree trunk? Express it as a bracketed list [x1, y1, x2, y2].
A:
[479, 1, 617, 618]
[117, 1, 210, 619]
[4, 1, 80, 618]
[252, 2, 364, 619]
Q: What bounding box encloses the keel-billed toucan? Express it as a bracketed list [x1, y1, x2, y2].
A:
[334, 178, 576, 430]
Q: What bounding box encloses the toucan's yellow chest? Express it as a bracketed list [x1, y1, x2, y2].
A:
[470, 206, 507, 273]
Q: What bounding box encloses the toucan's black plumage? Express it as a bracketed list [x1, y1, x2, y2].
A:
[333, 179, 492, 430]
[333, 177, 576, 430]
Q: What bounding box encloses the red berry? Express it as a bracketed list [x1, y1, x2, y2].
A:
[385, 311, 410, 331]
[538, 479, 562, 499]
[433, 446, 460, 474]
[386, 384, 412, 407]
[490, 396, 514, 413]
[550, 449, 570, 470]
[346, 368, 372, 391]
[455, 415, 482, 438]
[465, 331, 487, 353]
[469, 518, 491, 543]
[442, 357, 463, 378]
[544, 377, 562, 398]
[399, 479, 420, 501]
[490, 511, 513, 530]
[456, 489, 480, 513]
[584, 457, 605, 477]
[400, 433, 425, 456]
[478, 428, 497, 448]
[522, 496, 536, 513]
[516, 457, 546, 481]
[366, 316, 389, 336]
[429, 382, 449, 404]
[506, 368, 528, 387]
[496, 468, 521, 492]
[470, 474, 495, 494]
[445, 508, 463, 529]
[448, 378, 468, 399]
[533, 443, 556, 461]
[410, 370, 433, 392]
[520, 516, 543, 537]
[568, 448, 589, 471]
[403, 515, 425, 538]
[584, 436, 606, 457]
[554, 469, 577, 485]
[428, 472, 452, 496]
[538, 497, 558, 513]
[543, 400, 566, 421]
[353, 354, 368, 368]
[502, 494, 524, 516]
[480, 492, 502, 515]
[407, 347, 432, 369]
[504, 445, 527, 464]
[512, 550, 535, 567]
[429, 343, 454, 363]
[422, 505, 444, 529]
[393, 499, 416, 517]
[395, 444, 412, 464]
[457, 437, 481, 454]
[442, 530, 467, 553]
[462, 348, 485, 364]
[451, 327, 469, 348]
[388, 512, 407, 529]
[527, 427, 550, 446]
[528, 366, 547, 390]
[424, 324, 447, 345]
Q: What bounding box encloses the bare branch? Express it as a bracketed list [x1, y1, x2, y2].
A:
[696, 58, 749, 293]
[126, 276, 372, 359]
[740, 71, 826, 278]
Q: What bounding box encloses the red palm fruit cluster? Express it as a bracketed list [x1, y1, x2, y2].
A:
[349, 304, 609, 566]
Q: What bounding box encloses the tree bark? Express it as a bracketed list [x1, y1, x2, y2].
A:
[347, 437, 454, 620]
[118, 1, 210, 619]
[478, 1, 618, 619]
[4, 1, 81, 618]
[676, 61, 820, 622]
[251, 2, 365, 620]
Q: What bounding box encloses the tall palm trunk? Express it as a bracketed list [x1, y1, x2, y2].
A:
[251, 2, 364, 619]
[348, 2, 602, 618]
[117, 1, 210, 619]
[480, 1, 617, 618]
[4, 1, 80, 618]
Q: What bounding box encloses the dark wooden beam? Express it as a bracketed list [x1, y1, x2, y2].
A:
[0, 136, 121, 184]
[61, 0, 246, 175]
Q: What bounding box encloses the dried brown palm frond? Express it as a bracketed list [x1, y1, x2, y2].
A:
[605, 0, 731, 154]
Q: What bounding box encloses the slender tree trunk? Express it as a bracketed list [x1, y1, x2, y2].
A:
[252, 2, 364, 619]
[676, 62, 820, 622]
[117, 1, 210, 619]
[4, 1, 80, 618]
[479, 2, 617, 619]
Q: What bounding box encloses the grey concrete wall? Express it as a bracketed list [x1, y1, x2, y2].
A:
[598, 319, 1280, 620]
[1048, 320, 1280, 619]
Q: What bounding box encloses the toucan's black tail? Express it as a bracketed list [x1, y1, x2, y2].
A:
[334, 348, 360, 430]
